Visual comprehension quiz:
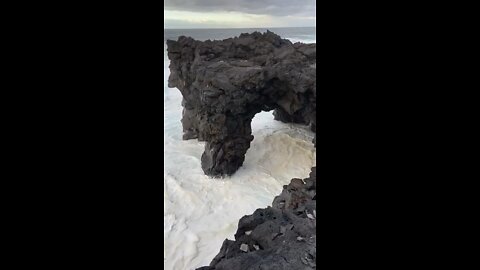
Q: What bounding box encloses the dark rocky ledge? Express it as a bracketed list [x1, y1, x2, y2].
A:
[167, 31, 316, 177]
[196, 167, 317, 270]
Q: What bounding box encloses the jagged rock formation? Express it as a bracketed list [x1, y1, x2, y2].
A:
[167, 31, 316, 177]
[196, 167, 317, 270]
[168, 31, 317, 269]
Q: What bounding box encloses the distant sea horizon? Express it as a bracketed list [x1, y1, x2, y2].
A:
[164, 26, 315, 30]
[164, 26, 316, 46]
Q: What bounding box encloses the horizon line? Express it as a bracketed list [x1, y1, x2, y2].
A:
[164, 26, 316, 30]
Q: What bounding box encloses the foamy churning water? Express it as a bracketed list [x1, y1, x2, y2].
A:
[164, 32, 316, 270]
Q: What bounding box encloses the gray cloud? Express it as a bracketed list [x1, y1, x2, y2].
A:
[165, 18, 234, 29]
[164, 0, 315, 17]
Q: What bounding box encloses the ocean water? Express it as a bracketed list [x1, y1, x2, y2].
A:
[164, 27, 316, 270]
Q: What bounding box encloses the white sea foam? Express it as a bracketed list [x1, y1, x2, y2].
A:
[285, 37, 317, 44]
[164, 55, 315, 269]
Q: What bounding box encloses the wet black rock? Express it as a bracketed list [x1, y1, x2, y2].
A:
[196, 167, 317, 270]
[167, 31, 316, 177]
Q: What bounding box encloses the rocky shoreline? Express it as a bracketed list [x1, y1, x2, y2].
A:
[197, 167, 316, 270]
[167, 31, 316, 269]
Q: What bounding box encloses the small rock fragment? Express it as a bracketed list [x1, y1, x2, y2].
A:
[245, 230, 252, 235]
[313, 209, 316, 218]
[253, 245, 260, 250]
[291, 178, 304, 188]
[240, 244, 249, 252]
[297, 236, 305, 241]
[306, 211, 315, 219]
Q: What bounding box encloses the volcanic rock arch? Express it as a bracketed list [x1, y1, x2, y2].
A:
[167, 31, 316, 177]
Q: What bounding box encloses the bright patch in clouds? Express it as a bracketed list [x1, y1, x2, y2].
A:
[165, 10, 274, 28]
[164, 0, 315, 29]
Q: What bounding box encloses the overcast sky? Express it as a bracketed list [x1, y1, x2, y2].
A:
[164, 0, 316, 29]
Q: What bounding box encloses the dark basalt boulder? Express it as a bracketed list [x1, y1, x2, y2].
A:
[196, 167, 317, 270]
[167, 31, 316, 177]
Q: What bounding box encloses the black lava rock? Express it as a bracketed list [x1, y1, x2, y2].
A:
[196, 167, 317, 270]
[167, 31, 316, 177]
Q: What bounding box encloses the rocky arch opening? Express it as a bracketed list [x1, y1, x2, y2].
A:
[196, 88, 314, 177]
